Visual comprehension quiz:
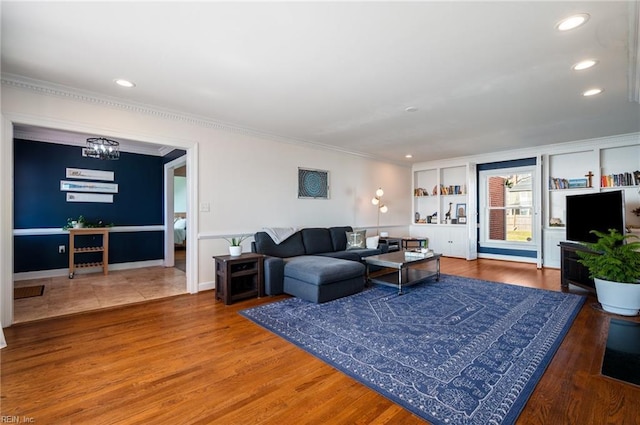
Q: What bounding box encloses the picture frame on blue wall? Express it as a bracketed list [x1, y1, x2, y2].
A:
[60, 180, 118, 193]
[66, 167, 114, 181]
[66, 193, 113, 203]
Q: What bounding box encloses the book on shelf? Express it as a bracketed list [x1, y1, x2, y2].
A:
[600, 171, 640, 187]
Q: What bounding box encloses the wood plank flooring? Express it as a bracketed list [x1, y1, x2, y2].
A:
[2, 258, 639, 424]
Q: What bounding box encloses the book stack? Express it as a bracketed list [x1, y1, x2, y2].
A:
[404, 249, 434, 259]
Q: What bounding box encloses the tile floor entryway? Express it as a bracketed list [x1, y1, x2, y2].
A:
[13, 261, 187, 323]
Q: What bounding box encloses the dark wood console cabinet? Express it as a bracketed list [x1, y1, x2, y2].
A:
[214, 253, 264, 305]
[560, 242, 595, 292]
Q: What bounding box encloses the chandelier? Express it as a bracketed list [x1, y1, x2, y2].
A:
[85, 137, 120, 160]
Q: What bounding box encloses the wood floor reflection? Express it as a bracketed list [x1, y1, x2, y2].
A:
[13, 261, 187, 324]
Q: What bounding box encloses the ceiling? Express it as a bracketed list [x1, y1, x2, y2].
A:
[2, 1, 639, 164]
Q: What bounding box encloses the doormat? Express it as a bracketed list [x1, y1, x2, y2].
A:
[601, 318, 640, 386]
[14, 285, 45, 299]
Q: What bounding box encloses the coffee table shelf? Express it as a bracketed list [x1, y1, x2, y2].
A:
[364, 251, 441, 294]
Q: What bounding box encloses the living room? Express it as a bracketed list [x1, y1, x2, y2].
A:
[2, 2, 640, 423]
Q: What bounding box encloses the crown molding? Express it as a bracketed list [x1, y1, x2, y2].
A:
[629, 0, 640, 103]
[1, 74, 408, 166]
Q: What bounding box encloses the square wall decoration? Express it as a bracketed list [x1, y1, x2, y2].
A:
[298, 168, 329, 199]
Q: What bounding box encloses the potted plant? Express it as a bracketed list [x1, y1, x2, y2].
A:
[224, 235, 250, 256]
[577, 229, 640, 316]
[63, 215, 86, 230]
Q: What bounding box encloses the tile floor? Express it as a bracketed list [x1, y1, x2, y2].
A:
[13, 262, 187, 324]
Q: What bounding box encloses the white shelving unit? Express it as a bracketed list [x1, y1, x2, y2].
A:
[542, 141, 640, 268]
[411, 163, 477, 260]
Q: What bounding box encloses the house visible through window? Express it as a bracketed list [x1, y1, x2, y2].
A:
[487, 173, 533, 242]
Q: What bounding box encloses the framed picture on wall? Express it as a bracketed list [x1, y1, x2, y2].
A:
[298, 168, 329, 199]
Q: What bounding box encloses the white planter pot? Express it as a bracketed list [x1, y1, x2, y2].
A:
[228, 246, 242, 256]
[594, 278, 640, 316]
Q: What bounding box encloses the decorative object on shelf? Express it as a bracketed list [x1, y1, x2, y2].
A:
[298, 168, 329, 199]
[415, 212, 420, 223]
[66, 168, 114, 181]
[371, 188, 388, 235]
[445, 202, 452, 223]
[585, 170, 594, 188]
[223, 235, 250, 256]
[85, 137, 120, 160]
[549, 217, 564, 227]
[577, 229, 640, 316]
[456, 203, 466, 219]
[63, 216, 113, 230]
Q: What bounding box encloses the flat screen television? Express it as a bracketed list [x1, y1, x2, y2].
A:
[565, 190, 625, 243]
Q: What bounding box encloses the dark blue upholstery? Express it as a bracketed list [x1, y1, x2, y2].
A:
[253, 231, 304, 258]
[300, 228, 334, 255]
[252, 226, 385, 302]
[328, 226, 353, 251]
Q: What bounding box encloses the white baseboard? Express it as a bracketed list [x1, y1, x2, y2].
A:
[198, 281, 216, 292]
[478, 253, 538, 264]
[13, 259, 165, 281]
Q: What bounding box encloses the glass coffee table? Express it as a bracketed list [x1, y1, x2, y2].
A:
[364, 250, 441, 294]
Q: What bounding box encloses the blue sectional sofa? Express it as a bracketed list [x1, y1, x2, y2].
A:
[251, 226, 386, 303]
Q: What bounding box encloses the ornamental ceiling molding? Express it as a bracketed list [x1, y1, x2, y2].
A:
[630, 0, 640, 103]
[1, 74, 396, 165]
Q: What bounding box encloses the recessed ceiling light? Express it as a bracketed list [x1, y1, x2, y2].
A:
[583, 88, 603, 96]
[114, 79, 136, 88]
[572, 59, 598, 71]
[556, 13, 590, 31]
[405, 154, 413, 159]
[405, 106, 418, 113]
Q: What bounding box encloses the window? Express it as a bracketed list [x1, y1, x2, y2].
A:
[480, 167, 535, 247]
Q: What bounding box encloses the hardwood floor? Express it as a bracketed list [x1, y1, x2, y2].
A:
[2, 258, 639, 424]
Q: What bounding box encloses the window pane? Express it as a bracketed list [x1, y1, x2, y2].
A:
[487, 173, 533, 242]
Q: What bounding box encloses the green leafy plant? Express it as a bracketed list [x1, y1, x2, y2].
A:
[223, 235, 250, 246]
[63, 216, 113, 230]
[577, 229, 640, 284]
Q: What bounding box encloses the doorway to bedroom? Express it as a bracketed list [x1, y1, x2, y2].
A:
[173, 164, 187, 273]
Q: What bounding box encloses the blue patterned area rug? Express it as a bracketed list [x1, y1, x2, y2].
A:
[240, 275, 585, 425]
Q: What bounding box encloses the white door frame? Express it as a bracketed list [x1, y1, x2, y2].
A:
[0, 113, 199, 327]
[164, 155, 187, 268]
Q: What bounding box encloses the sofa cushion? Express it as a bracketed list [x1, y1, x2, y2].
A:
[253, 231, 305, 258]
[346, 230, 366, 250]
[300, 228, 334, 255]
[284, 256, 364, 286]
[328, 226, 353, 251]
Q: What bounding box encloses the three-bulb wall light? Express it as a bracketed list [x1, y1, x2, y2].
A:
[372, 188, 388, 234]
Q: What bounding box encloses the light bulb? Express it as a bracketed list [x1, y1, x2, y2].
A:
[372, 198, 379, 205]
[380, 205, 388, 213]
[376, 188, 384, 197]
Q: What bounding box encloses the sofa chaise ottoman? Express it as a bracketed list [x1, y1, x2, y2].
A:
[251, 226, 386, 303]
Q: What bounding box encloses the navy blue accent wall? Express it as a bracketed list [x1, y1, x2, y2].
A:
[13, 139, 167, 273]
[477, 246, 537, 258]
[14, 139, 164, 227]
[477, 157, 536, 171]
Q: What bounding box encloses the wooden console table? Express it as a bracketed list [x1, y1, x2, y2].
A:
[214, 253, 264, 305]
[560, 242, 595, 292]
[68, 227, 110, 279]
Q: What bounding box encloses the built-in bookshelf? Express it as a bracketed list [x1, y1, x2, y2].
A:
[412, 163, 476, 260]
[545, 144, 639, 230]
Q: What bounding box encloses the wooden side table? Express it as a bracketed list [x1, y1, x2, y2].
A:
[213, 253, 264, 305]
[68, 227, 109, 279]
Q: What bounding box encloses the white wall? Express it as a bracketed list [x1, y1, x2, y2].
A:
[0, 81, 411, 325]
